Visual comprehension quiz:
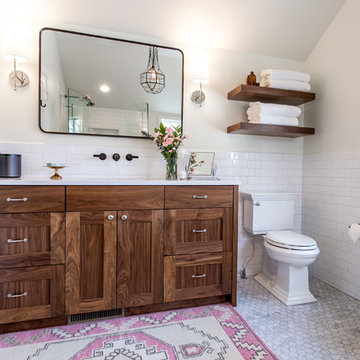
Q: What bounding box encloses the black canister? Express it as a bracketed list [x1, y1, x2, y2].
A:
[0, 154, 21, 178]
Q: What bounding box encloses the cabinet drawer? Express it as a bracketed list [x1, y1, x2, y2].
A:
[164, 208, 232, 255]
[0, 213, 65, 268]
[66, 186, 164, 211]
[165, 186, 233, 209]
[0, 186, 65, 213]
[164, 252, 232, 302]
[0, 265, 64, 324]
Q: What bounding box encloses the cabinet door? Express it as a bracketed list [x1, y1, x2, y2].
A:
[65, 212, 116, 314]
[117, 210, 163, 307]
[164, 208, 232, 255]
[164, 252, 232, 303]
[0, 213, 65, 268]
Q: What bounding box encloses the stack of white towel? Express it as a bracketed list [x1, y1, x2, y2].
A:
[260, 69, 311, 92]
[247, 102, 301, 126]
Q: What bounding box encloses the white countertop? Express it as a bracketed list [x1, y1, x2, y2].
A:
[0, 177, 241, 186]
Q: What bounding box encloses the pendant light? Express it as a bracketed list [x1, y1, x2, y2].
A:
[140, 46, 165, 94]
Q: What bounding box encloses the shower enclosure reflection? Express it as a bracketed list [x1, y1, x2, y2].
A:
[39, 28, 183, 138]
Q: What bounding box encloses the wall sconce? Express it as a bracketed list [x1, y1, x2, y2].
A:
[2, 54, 29, 91]
[191, 61, 209, 107]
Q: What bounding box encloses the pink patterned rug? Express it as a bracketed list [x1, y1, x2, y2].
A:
[0, 303, 278, 359]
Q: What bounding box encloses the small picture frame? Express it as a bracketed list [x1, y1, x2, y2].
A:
[187, 152, 215, 177]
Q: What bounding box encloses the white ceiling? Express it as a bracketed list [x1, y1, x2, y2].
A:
[1, 0, 346, 61]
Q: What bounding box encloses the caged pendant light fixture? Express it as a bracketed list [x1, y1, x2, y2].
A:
[140, 46, 165, 94]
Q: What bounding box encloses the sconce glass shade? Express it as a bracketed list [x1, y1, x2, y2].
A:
[2, 54, 27, 62]
[140, 47, 165, 94]
[191, 60, 209, 85]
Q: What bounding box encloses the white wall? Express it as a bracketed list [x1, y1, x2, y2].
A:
[304, 0, 360, 154]
[304, 0, 360, 299]
[0, 15, 305, 154]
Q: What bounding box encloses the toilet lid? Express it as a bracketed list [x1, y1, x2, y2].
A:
[266, 231, 317, 251]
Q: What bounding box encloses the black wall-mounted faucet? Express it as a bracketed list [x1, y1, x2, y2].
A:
[93, 153, 107, 160]
[112, 153, 120, 161]
[125, 154, 139, 161]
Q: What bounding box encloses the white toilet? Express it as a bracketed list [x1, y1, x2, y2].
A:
[241, 192, 320, 306]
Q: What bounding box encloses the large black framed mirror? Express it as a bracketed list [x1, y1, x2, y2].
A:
[39, 28, 184, 138]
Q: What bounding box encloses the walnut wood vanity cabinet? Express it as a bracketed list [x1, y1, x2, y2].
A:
[0, 184, 238, 331]
[65, 186, 164, 313]
[163, 186, 237, 304]
[0, 186, 65, 325]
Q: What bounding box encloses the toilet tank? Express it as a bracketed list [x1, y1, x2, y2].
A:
[240, 192, 297, 234]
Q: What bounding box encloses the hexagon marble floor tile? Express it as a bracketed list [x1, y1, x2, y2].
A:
[235, 276, 360, 360]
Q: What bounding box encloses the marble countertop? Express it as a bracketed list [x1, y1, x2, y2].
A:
[0, 177, 241, 186]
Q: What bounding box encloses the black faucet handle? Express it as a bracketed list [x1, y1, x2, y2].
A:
[93, 153, 107, 160]
[125, 154, 139, 161]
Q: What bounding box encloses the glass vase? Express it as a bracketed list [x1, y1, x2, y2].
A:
[165, 158, 177, 180]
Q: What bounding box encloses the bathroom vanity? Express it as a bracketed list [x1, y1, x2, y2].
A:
[0, 181, 238, 332]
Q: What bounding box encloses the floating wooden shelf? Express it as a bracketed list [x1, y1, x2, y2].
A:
[227, 122, 315, 138]
[228, 84, 315, 106]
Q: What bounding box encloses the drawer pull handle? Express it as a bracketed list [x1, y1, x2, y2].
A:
[6, 197, 28, 202]
[192, 195, 208, 199]
[192, 273, 206, 279]
[7, 238, 28, 244]
[121, 215, 128, 221]
[7, 292, 28, 298]
[107, 215, 115, 221]
[192, 229, 207, 233]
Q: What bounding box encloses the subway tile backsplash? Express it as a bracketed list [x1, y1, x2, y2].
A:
[0, 141, 302, 278]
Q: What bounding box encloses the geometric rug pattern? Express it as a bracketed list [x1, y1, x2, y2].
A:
[0, 303, 278, 359]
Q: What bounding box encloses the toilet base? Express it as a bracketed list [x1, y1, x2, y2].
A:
[255, 264, 317, 306]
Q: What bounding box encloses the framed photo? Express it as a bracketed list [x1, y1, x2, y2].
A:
[187, 152, 215, 176]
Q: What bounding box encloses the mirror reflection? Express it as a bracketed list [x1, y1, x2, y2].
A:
[39, 28, 183, 138]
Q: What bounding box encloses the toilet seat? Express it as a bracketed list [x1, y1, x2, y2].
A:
[265, 230, 318, 251]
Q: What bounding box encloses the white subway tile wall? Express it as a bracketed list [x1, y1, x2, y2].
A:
[303, 151, 360, 300]
[0, 142, 302, 277]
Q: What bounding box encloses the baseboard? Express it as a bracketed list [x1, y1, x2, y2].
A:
[124, 296, 229, 316]
[0, 316, 68, 334]
[310, 274, 360, 302]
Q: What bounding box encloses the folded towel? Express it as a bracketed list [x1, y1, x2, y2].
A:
[261, 69, 311, 82]
[260, 78, 311, 92]
[248, 102, 301, 117]
[248, 114, 299, 126]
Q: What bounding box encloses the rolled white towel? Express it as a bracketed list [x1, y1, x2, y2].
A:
[248, 102, 301, 117]
[248, 114, 299, 127]
[261, 69, 311, 82]
[260, 78, 311, 92]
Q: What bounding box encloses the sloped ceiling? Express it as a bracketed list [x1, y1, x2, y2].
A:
[1, 0, 347, 61]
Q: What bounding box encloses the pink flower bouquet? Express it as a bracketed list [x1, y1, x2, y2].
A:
[142, 123, 188, 179]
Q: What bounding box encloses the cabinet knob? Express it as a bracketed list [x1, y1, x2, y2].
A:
[121, 215, 128, 220]
[107, 215, 115, 221]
